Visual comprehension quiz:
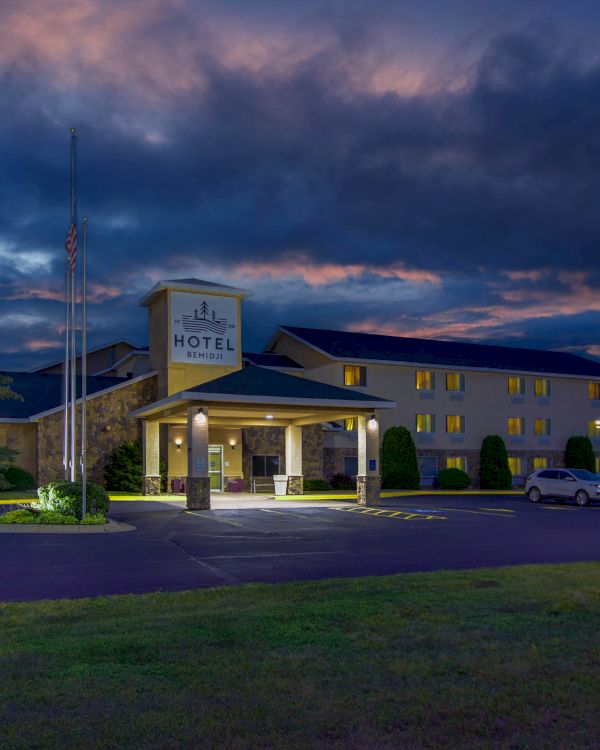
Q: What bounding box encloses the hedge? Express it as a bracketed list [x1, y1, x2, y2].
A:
[437, 468, 471, 490]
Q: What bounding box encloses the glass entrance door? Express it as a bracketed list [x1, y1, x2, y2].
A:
[208, 445, 223, 492]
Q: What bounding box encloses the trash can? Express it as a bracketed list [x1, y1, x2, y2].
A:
[273, 475, 288, 496]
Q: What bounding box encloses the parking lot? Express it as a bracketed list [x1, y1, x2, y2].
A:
[1, 493, 600, 601]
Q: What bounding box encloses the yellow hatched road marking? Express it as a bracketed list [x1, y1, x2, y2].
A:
[334, 508, 446, 521]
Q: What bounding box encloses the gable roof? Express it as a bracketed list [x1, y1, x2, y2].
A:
[242, 352, 302, 370]
[0, 372, 129, 419]
[185, 365, 390, 403]
[272, 326, 600, 378]
[131, 365, 395, 418]
[139, 278, 251, 306]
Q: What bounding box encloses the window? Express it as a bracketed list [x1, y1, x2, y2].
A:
[508, 456, 525, 476]
[416, 370, 436, 390]
[446, 415, 465, 433]
[589, 382, 600, 400]
[596, 457, 600, 474]
[533, 456, 549, 470]
[419, 456, 438, 477]
[344, 418, 356, 431]
[534, 378, 551, 397]
[507, 417, 525, 435]
[446, 372, 465, 391]
[534, 418, 551, 436]
[343, 456, 358, 477]
[446, 456, 466, 471]
[251, 455, 280, 477]
[416, 414, 436, 433]
[508, 377, 526, 396]
[344, 365, 366, 386]
[588, 420, 600, 437]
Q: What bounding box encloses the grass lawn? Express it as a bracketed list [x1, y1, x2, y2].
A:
[2, 563, 600, 749]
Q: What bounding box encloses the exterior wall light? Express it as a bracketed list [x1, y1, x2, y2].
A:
[174, 437, 183, 451]
[229, 438, 236, 450]
[195, 407, 207, 423]
[367, 414, 378, 430]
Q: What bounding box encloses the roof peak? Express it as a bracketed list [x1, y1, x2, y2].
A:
[139, 278, 251, 306]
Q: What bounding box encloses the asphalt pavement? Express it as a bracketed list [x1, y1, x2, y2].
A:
[1, 493, 599, 601]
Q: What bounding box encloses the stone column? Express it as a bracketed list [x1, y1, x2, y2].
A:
[142, 420, 161, 495]
[285, 424, 303, 495]
[186, 406, 210, 510]
[357, 414, 381, 506]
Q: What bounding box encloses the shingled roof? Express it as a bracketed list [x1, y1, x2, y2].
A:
[274, 326, 600, 378]
[0, 372, 129, 419]
[185, 365, 390, 403]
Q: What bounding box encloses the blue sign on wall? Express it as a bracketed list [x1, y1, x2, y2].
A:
[369, 459, 376, 471]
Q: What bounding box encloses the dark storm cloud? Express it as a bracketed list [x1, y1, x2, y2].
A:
[0, 1, 599, 367]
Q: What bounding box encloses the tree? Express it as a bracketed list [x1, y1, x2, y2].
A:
[381, 426, 420, 490]
[565, 436, 595, 472]
[104, 439, 167, 493]
[0, 376, 22, 489]
[479, 435, 512, 489]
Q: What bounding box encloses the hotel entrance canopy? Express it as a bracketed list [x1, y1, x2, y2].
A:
[132, 366, 395, 509]
[131, 365, 396, 426]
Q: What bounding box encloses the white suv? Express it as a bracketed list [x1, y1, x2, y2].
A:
[525, 468, 600, 507]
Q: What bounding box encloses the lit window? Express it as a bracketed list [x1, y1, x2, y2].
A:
[416, 370, 435, 390]
[596, 457, 600, 474]
[508, 417, 525, 435]
[534, 418, 551, 436]
[508, 377, 526, 396]
[344, 365, 366, 386]
[344, 418, 356, 431]
[419, 456, 438, 477]
[534, 378, 551, 397]
[508, 456, 525, 476]
[588, 420, 600, 437]
[446, 456, 466, 471]
[589, 382, 600, 400]
[446, 372, 465, 391]
[446, 415, 465, 434]
[416, 414, 436, 433]
[533, 456, 549, 470]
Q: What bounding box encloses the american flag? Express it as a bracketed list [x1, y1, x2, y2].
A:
[65, 223, 77, 270]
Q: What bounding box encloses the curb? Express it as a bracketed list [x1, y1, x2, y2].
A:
[0, 518, 136, 534]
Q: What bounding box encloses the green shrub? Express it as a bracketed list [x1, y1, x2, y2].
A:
[330, 473, 355, 490]
[479, 435, 512, 489]
[0, 509, 37, 524]
[81, 513, 107, 525]
[37, 481, 109, 520]
[4, 466, 36, 491]
[36, 511, 78, 525]
[104, 440, 167, 493]
[437, 468, 471, 490]
[303, 478, 331, 492]
[565, 436, 595, 472]
[381, 426, 420, 489]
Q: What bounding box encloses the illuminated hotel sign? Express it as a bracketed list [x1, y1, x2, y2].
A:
[170, 292, 238, 365]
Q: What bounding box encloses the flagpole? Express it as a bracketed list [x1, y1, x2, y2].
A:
[69, 127, 77, 482]
[81, 217, 88, 517]
[63, 258, 70, 479]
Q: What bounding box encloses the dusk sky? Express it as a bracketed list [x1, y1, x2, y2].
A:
[2, 0, 600, 369]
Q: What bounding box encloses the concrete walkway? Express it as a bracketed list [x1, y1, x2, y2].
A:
[111, 492, 355, 510]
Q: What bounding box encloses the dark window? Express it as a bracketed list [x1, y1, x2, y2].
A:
[343, 456, 358, 477]
[538, 470, 558, 479]
[251, 455, 280, 477]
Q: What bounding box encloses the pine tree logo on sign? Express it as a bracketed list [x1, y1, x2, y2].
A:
[170, 292, 238, 365]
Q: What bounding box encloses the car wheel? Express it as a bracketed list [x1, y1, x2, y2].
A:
[528, 487, 542, 503]
[575, 489, 590, 507]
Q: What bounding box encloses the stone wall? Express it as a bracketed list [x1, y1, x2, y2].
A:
[242, 424, 324, 489]
[36, 375, 158, 485]
[323, 447, 356, 480]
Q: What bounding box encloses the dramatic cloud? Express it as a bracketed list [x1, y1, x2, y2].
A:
[0, 1, 599, 368]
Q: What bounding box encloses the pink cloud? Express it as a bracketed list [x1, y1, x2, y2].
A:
[6, 282, 121, 303]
